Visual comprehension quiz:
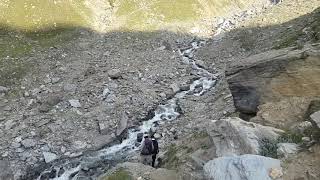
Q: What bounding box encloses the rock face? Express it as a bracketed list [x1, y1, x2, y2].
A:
[204, 154, 282, 180]
[226, 44, 320, 121]
[206, 117, 283, 157]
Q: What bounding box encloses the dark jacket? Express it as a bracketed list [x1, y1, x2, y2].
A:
[152, 139, 159, 154]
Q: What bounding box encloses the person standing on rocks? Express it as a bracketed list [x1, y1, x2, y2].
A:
[151, 135, 159, 168]
[140, 135, 154, 165]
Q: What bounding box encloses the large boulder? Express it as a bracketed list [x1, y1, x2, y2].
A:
[226, 44, 320, 122]
[206, 117, 283, 157]
[204, 154, 282, 180]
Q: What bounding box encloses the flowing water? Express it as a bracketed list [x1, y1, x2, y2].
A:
[36, 40, 218, 180]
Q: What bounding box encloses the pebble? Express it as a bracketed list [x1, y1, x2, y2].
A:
[63, 84, 77, 92]
[21, 138, 37, 148]
[108, 69, 122, 79]
[43, 152, 58, 163]
[68, 99, 82, 108]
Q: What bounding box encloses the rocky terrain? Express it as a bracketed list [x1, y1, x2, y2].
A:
[0, 0, 320, 180]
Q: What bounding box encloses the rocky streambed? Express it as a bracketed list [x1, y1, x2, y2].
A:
[31, 40, 218, 180]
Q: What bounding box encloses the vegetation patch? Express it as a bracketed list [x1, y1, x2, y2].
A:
[163, 144, 180, 169]
[259, 132, 303, 158]
[0, 24, 81, 86]
[273, 7, 320, 49]
[101, 169, 132, 180]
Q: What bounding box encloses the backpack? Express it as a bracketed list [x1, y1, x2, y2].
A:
[141, 139, 154, 155]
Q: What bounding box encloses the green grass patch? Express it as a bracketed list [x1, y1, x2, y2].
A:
[0, 0, 89, 31]
[191, 131, 209, 140]
[259, 131, 303, 158]
[163, 144, 180, 169]
[102, 169, 132, 180]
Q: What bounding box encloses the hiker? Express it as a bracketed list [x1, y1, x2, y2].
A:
[151, 135, 159, 168]
[140, 135, 153, 165]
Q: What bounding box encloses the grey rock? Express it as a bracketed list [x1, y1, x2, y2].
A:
[11, 142, 21, 148]
[302, 136, 311, 143]
[51, 77, 61, 84]
[108, 69, 122, 79]
[310, 111, 320, 129]
[206, 117, 283, 157]
[195, 60, 206, 68]
[68, 99, 81, 108]
[204, 154, 282, 180]
[0, 160, 14, 180]
[21, 138, 37, 148]
[116, 113, 128, 136]
[106, 93, 116, 103]
[277, 143, 299, 158]
[0, 86, 9, 93]
[63, 83, 77, 92]
[153, 133, 162, 139]
[170, 83, 180, 94]
[42, 152, 58, 163]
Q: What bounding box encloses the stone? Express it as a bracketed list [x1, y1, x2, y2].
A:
[226, 45, 320, 118]
[277, 143, 299, 158]
[301, 137, 311, 143]
[21, 138, 37, 148]
[204, 154, 282, 180]
[153, 133, 162, 139]
[68, 99, 81, 108]
[169, 83, 180, 94]
[63, 83, 77, 92]
[195, 60, 206, 68]
[206, 117, 283, 157]
[0, 160, 14, 180]
[0, 86, 9, 93]
[51, 77, 61, 84]
[43, 152, 58, 163]
[310, 111, 320, 129]
[116, 113, 128, 136]
[108, 69, 122, 79]
[102, 88, 110, 99]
